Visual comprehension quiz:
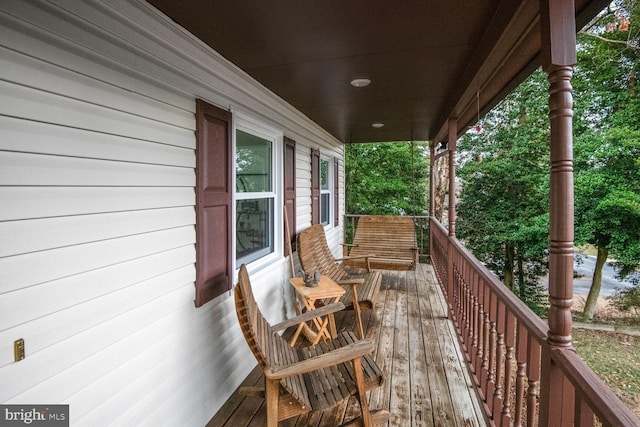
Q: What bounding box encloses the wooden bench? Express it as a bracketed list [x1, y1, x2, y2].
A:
[234, 264, 389, 427]
[296, 224, 382, 339]
[344, 215, 418, 270]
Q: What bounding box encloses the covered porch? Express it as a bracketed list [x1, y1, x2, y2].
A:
[211, 216, 640, 426]
[152, 0, 640, 420]
[210, 263, 486, 426]
[4, 1, 640, 425]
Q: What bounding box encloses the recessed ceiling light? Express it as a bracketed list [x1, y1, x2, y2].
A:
[350, 78, 371, 88]
[372, 123, 384, 128]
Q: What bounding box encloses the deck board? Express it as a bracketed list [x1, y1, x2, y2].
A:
[407, 267, 435, 426]
[208, 264, 487, 427]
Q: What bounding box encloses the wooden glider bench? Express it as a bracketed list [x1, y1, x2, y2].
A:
[296, 224, 382, 340]
[343, 215, 419, 270]
[234, 264, 389, 427]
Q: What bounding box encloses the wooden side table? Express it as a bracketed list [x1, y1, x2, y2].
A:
[289, 275, 345, 346]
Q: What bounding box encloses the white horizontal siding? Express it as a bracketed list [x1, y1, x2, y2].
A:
[1, 207, 195, 257]
[0, 187, 194, 221]
[2, 279, 196, 403]
[0, 116, 194, 167]
[0, 226, 195, 293]
[0, 151, 193, 187]
[0, 0, 344, 425]
[0, 46, 195, 132]
[0, 246, 195, 339]
[0, 80, 194, 148]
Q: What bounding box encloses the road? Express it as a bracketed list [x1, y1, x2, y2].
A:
[542, 253, 634, 297]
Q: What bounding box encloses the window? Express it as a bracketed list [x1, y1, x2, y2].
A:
[234, 117, 281, 267]
[311, 148, 320, 225]
[320, 158, 331, 225]
[311, 150, 337, 227]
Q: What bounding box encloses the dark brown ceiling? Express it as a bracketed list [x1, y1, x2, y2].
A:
[147, 0, 609, 144]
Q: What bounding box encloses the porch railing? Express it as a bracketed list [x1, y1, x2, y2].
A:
[343, 214, 430, 261]
[430, 217, 639, 426]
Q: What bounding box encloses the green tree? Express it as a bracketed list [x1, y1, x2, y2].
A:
[574, 0, 640, 320]
[574, 127, 640, 319]
[345, 142, 429, 216]
[456, 70, 550, 315]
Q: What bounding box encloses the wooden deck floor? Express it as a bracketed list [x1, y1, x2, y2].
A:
[209, 264, 487, 426]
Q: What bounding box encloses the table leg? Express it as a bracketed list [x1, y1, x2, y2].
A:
[289, 322, 305, 347]
[327, 296, 340, 338]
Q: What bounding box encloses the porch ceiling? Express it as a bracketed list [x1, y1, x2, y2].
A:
[147, 0, 608, 144]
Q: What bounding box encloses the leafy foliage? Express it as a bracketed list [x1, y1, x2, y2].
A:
[456, 70, 550, 314]
[573, 1, 640, 318]
[611, 285, 640, 316]
[575, 128, 640, 277]
[345, 142, 429, 216]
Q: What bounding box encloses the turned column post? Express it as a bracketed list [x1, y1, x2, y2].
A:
[429, 143, 435, 262]
[546, 65, 575, 348]
[447, 119, 457, 312]
[429, 143, 435, 218]
[539, 0, 576, 425]
[448, 119, 457, 238]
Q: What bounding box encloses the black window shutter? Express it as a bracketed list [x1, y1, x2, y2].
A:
[334, 157, 339, 226]
[195, 99, 232, 307]
[283, 137, 296, 256]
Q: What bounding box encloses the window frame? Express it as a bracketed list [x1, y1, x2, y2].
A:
[320, 156, 332, 226]
[233, 113, 283, 271]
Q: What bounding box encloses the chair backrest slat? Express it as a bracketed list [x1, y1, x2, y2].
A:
[296, 224, 348, 281]
[236, 265, 290, 368]
[235, 265, 310, 409]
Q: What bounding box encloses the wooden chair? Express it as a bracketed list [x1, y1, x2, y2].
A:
[296, 224, 382, 339]
[234, 264, 389, 426]
[344, 215, 418, 270]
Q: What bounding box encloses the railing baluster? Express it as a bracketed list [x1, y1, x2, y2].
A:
[575, 391, 595, 427]
[487, 292, 498, 415]
[461, 259, 470, 354]
[474, 276, 485, 383]
[501, 310, 516, 426]
[481, 286, 491, 396]
[466, 268, 477, 366]
[470, 269, 480, 378]
[493, 301, 506, 419]
[526, 337, 541, 427]
[453, 256, 461, 331]
[514, 322, 527, 427]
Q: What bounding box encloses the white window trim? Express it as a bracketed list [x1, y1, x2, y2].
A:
[232, 112, 283, 272]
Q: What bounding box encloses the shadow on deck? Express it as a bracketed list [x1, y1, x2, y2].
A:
[209, 264, 487, 426]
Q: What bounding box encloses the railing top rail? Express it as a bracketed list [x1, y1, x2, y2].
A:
[345, 214, 430, 220]
[553, 347, 640, 426]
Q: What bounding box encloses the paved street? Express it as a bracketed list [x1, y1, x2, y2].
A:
[542, 253, 634, 297]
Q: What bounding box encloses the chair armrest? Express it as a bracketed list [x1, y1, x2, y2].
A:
[335, 278, 365, 286]
[265, 339, 375, 379]
[335, 254, 375, 262]
[341, 243, 359, 256]
[271, 302, 345, 332]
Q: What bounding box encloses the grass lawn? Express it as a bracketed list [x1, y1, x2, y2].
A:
[573, 328, 640, 418]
